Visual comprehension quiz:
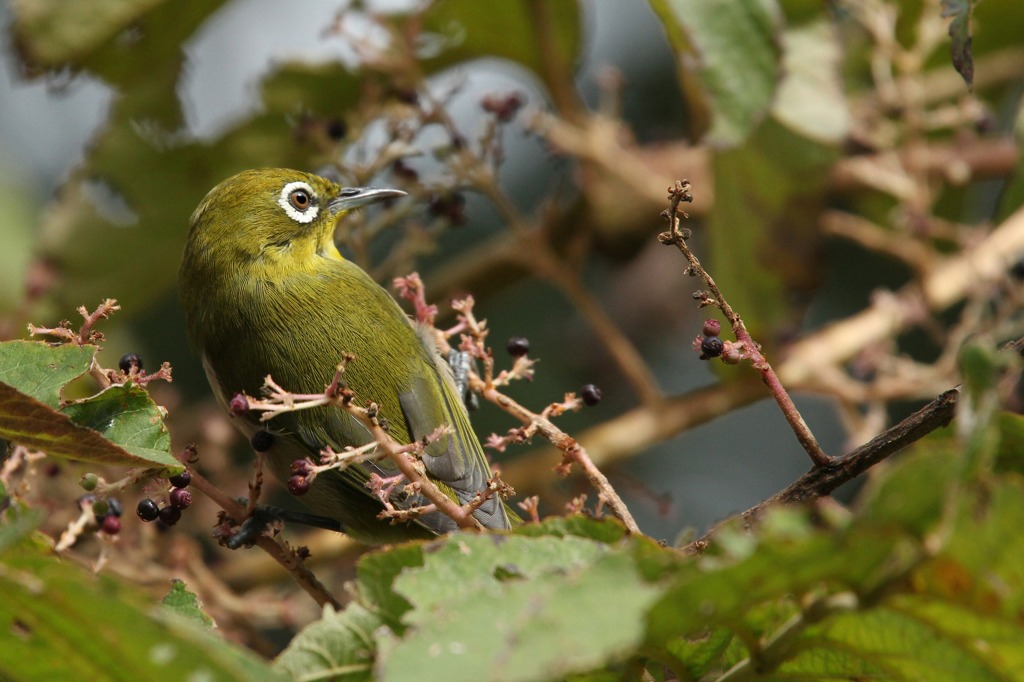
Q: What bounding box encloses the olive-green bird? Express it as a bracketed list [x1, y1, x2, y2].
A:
[179, 168, 512, 543]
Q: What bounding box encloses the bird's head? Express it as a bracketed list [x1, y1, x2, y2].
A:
[184, 168, 405, 274]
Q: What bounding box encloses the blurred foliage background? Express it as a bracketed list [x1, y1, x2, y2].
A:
[2, 0, 1024, 670]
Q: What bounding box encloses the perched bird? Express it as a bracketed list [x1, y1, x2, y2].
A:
[179, 168, 512, 543]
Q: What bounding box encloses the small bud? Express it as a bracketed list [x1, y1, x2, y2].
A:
[229, 393, 249, 416]
[722, 346, 743, 365]
[158, 505, 182, 526]
[291, 459, 314, 476]
[136, 498, 160, 521]
[169, 488, 192, 510]
[702, 319, 721, 337]
[169, 470, 191, 489]
[427, 191, 466, 225]
[79, 473, 99, 492]
[700, 336, 724, 359]
[580, 384, 603, 407]
[506, 336, 530, 357]
[101, 515, 122, 535]
[288, 475, 310, 496]
[251, 431, 274, 452]
[118, 352, 144, 373]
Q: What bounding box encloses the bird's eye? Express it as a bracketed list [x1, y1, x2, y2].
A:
[288, 189, 311, 211]
[278, 181, 319, 224]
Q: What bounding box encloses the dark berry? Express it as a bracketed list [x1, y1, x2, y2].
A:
[580, 384, 603, 407]
[107, 498, 123, 517]
[288, 475, 310, 495]
[229, 393, 249, 416]
[169, 488, 192, 510]
[158, 505, 182, 526]
[325, 118, 347, 141]
[392, 159, 419, 181]
[79, 473, 98, 491]
[251, 431, 274, 452]
[701, 336, 724, 359]
[169, 470, 191, 489]
[702, 319, 722, 337]
[118, 352, 143, 373]
[1010, 257, 1024, 281]
[101, 515, 121, 535]
[427, 192, 466, 225]
[390, 87, 419, 105]
[136, 498, 160, 521]
[506, 336, 530, 357]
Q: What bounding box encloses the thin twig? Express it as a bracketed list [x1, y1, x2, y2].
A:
[469, 373, 642, 534]
[179, 450, 342, 609]
[660, 180, 830, 467]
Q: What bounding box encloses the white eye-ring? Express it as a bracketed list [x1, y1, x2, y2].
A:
[278, 181, 319, 224]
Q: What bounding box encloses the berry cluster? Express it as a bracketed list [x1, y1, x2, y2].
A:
[695, 319, 743, 364]
[78, 473, 123, 536]
[288, 459, 314, 496]
[136, 469, 192, 527]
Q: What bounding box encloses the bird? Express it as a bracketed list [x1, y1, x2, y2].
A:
[179, 168, 512, 543]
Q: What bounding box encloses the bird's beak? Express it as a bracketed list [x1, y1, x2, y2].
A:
[327, 187, 406, 214]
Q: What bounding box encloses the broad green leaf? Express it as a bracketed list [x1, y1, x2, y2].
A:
[0, 382, 179, 471]
[421, 0, 581, 95]
[707, 119, 837, 339]
[646, 517, 909, 645]
[771, 19, 851, 143]
[273, 603, 380, 682]
[380, 534, 662, 682]
[941, 0, 976, 89]
[774, 600, 1023, 680]
[353, 542, 425, 631]
[0, 539, 284, 682]
[60, 383, 177, 468]
[10, 0, 168, 68]
[650, 0, 782, 145]
[162, 579, 214, 629]
[0, 341, 95, 409]
[0, 382, 144, 466]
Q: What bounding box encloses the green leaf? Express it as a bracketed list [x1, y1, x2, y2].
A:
[353, 542, 424, 631]
[941, 0, 975, 89]
[10, 0, 168, 68]
[378, 534, 662, 682]
[770, 19, 851, 143]
[60, 383, 177, 469]
[0, 341, 95, 409]
[273, 603, 380, 682]
[420, 0, 581, 95]
[650, 0, 782, 145]
[707, 119, 837, 339]
[0, 539, 285, 682]
[162, 579, 214, 629]
[0, 382, 150, 468]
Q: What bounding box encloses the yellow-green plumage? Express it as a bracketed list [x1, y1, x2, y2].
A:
[179, 168, 511, 543]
